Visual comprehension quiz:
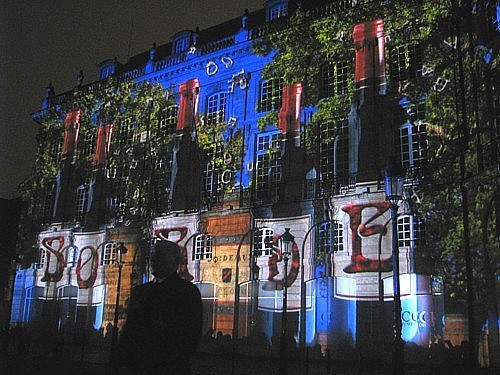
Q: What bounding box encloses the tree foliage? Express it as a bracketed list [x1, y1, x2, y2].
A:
[254, 0, 499, 311]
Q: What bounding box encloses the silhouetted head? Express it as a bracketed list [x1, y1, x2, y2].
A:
[150, 240, 180, 279]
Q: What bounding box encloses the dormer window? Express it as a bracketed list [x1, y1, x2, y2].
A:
[270, 3, 287, 20]
[175, 38, 189, 54]
[98, 59, 117, 80]
[266, 0, 288, 21]
[171, 31, 192, 55]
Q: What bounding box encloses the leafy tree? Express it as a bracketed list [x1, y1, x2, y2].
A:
[18, 78, 175, 261]
[254, 0, 499, 365]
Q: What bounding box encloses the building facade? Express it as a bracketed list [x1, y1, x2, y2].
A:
[10, 0, 499, 358]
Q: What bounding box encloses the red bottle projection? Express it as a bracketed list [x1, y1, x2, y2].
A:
[170, 79, 202, 211]
[276, 83, 309, 211]
[53, 110, 82, 221]
[177, 78, 200, 132]
[93, 124, 113, 166]
[278, 83, 302, 135]
[62, 110, 81, 159]
[348, 19, 400, 183]
[353, 20, 386, 92]
[86, 123, 114, 229]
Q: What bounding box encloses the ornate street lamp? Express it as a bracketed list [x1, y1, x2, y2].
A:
[110, 242, 128, 359]
[279, 228, 294, 375]
[384, 163, 405, 375]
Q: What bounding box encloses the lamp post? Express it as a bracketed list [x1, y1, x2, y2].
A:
[111, 242, 128, 358]
[384, 164, 405, 375]
[279, 228, 294, 375]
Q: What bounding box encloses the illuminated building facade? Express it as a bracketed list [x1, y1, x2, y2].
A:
[10, 0, 498, 358]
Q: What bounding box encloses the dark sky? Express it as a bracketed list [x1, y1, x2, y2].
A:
[0, 0, 260, 199]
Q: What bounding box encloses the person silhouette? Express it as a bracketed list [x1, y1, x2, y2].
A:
[116, 240, 202, 374]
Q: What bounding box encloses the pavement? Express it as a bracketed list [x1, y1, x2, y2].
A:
[2, 338, 499, 375]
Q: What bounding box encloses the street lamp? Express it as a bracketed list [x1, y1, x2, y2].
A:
[279, 228, 294, 375]
[111, 242, 128, 358]
[384, 163, 405, 375]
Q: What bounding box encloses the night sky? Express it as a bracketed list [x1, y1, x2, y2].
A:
[0, 0, 260, 199]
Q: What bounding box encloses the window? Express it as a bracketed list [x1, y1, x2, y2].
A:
[413, 216, 426, 248]
[254, 228, 275, 256]
[318, 221, 344, 253]
[75, 185, 87, 222]
[102, 243, 118, 265]
[152, 154, 172, 214]
[397, 215, 412, 247]
[100, 65, 114, 80]
[320, 62, 349, 98]
[203, 144, 223, 203]
[397, 215, 425, 248]
[269, 3, 287, 20]
[57, 285, 78, 327]
[405, 101, 426, 124]
[159, 106, 178, 138]
[111, 164, 129, 222]
[389, 43, 422, 83]
[82, 129, 96, 159]
[38, 249, 46, 268]
[42, 182, 54, 221]
[193, 234, 214, 260]
[259, 78, 283, 112]
[116, 118, 135, 149]
[23, 287, 38, 322]
[319, 120, 349, 194]
[255, 132, 281, 200]
[66, 246, 78, 267]
[174, 38, 189, 54]
[400, 120, 427, 173]
[99, 60, 116, 80]
[206, 93, 227, 125]
[48, 138, 63, 164]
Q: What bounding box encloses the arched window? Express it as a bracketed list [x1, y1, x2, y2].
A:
[193, 234, 213, 260]
[102, 243, 118, 265]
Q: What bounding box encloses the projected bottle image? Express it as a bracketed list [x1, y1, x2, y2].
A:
[348, 19, 399, 183]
